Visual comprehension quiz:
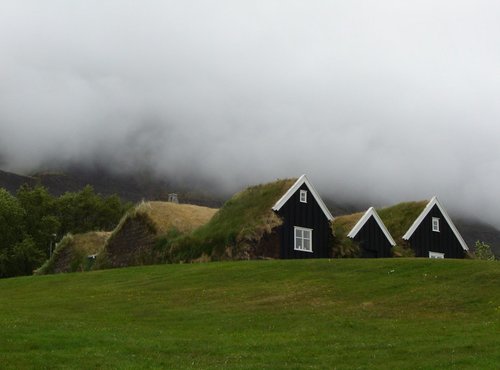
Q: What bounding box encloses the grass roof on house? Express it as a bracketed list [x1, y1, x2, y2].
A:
[377, 200, 428, 241]
[106, 200, 218, 241]
[168, 178, 297, 262]
[137, 201, 218, 235]
[36, 231, 111, 274]
[39, 202, 218, 273]
[332, 200, 428, 248]
[97, 201, 218, 267]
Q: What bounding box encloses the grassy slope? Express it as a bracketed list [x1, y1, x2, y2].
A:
[169, 178, 296, 261]
[1, 259, 498, 369]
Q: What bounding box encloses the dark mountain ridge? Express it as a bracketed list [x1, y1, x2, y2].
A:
[1, 166, 224, 208]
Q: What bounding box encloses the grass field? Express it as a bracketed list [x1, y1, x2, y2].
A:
[0, 259, 499, 369]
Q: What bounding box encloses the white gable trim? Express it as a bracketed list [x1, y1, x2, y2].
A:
[272, 174, 333, 221]
[347, 207, 396, 246]
[402, 196, 469, 251]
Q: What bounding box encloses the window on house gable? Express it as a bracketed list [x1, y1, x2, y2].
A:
[432, 217, 440, 232]
[429, 251, 444, 259]
[300, 190, 307, 203]
[294, 226, 313, 252]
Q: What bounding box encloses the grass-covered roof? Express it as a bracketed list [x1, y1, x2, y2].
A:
[138, 201, 217, 235]
[106, 200, 218, 241]
[168, 178, 297, 261]
[332, 200, 428, 249]
[36, 231, 111, 274]
[377, 200, 428, 241]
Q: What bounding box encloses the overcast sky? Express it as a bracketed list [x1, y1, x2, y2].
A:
[1, 1, 499, 224]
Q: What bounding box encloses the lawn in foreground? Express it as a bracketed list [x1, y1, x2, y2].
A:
[0, 259, 498, 369]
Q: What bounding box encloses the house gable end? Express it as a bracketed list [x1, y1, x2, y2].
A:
[272, 174, 333, 221]
[402, 196, 468, 251]
[347, 207, 396, 246]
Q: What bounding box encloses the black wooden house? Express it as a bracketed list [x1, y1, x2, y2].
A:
[272, 175, 333, 259]
[402, 196, 469, 258]
[347, 207, 396, 258]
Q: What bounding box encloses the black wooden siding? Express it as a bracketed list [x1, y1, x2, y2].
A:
[275, 183, 331, 259]
[408, 205, 466, 258]
[353, 216, 393, 258]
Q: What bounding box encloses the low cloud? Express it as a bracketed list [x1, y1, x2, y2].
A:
[1, 1, 499, 225]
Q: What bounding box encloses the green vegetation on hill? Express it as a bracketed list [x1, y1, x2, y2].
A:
[167, 178, 296, 262]
[0, 259, 498, 369]
[332, 201, 428, 257]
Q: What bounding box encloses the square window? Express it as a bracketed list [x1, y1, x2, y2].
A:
[300, 190, 307, 203]
[432, 217, 440, 232]
[294, 226, 313, 252]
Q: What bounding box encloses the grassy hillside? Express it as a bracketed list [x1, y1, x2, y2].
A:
[0, 259, 498, 369]
[168, 178, 296, 261]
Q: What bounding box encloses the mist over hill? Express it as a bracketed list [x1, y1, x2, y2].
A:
[1, 2, 500, 233]
[0, 166, 224, 208]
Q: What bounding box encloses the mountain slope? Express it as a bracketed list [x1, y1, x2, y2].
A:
[0, 169, 35, 193]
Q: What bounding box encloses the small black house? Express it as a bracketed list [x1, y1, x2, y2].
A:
[272, 175, 333, 259]
[347, 207, 396, 258]
[402, 196, 469, 258]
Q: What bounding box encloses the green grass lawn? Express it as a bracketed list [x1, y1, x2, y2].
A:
[0, 259, 499, 369]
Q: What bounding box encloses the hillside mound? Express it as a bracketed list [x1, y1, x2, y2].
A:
[332, 201, 428, 257]
[101, 201, 217, 268]
[168, 178, 297, 262]
[36, 231, 110, 274]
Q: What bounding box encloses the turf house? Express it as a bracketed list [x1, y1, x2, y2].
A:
[272, 174, 334, 258]
[168, 174, 334, 261]
[36, 201, 217, 273]
[346, 207, 396, 258]
[402, 196, 469, 258]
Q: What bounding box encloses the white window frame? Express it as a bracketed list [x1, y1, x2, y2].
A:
[294, 226, 313, 253]
[299, 190, 307, 203]
[432, 217, 440, 232]
[429, 251, 445, 259]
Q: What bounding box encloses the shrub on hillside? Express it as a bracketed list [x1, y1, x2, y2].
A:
[474, 241, 495, 260]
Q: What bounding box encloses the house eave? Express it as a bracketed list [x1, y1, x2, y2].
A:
[272, 174, 333, 221]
